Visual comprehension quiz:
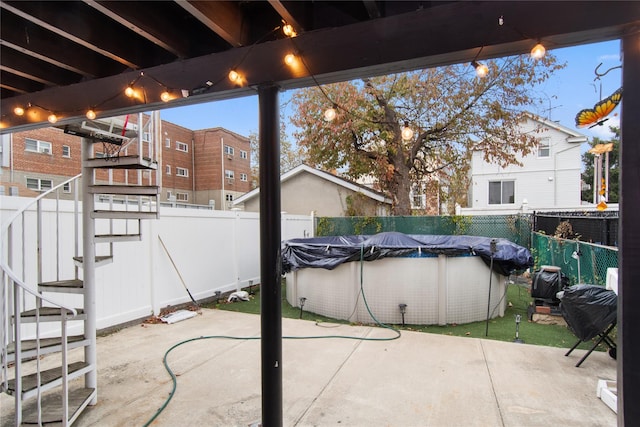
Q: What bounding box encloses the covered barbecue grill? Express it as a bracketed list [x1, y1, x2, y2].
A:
[559, 284, 617, 367]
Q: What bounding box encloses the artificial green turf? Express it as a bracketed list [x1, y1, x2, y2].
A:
[210, 281, 610, 351]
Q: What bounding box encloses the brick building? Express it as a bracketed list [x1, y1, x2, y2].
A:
[0, 114, 251, 210]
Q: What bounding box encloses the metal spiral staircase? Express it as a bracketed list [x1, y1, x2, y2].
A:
[1, 113, 160, 425]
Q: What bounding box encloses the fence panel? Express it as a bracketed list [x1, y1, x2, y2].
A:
[315, 214, 532, 248]
[530, 232, 618, 286]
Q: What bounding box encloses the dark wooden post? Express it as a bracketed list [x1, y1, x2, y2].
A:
[619, 30, 640, 426]
[258, 84, 283, 427]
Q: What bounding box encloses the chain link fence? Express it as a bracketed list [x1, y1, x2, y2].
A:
[531, 232, 618, 286]
[315, 214, 532, 247]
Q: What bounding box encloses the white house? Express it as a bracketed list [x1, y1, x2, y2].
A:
[464, 113, 588, 214]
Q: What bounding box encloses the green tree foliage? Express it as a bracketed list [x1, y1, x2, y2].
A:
[249, 122, 302, 188]
[290, 55, 564, 215]
[581, 127, 619, 204]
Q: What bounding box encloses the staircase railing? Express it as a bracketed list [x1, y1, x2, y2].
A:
[1, 174, 82, 425]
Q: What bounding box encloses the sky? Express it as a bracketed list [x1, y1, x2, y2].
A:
[160, 39, 622, 143]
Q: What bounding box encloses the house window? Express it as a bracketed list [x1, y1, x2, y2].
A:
[488, 180, 515, 205]
[176, 167, 189, 177]
[62, 145, 71, 157]
[538, 138, 550, 158]
[224, 145, 234, 156]
[176, 192, 188, 201]
[165, 165, 171, 175]
[225, 194, 234, 201]
[411, 194, 424, 209]
[26, 177, 53, 191]
[225, 170, 234, 179]
[240, 173, 248, 182]
[240, 150, 247, 159]
[63, 182, 71, 193]
[176, 141, 188, 152]
[165, 137, 171, 148]
[143, 132, 151, 142]
[25, 138, 52, 154]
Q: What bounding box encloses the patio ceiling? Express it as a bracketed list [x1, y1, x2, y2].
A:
[1, 1, 639, 132]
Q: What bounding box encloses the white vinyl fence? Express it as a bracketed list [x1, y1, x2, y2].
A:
[1, 196, 313, 332]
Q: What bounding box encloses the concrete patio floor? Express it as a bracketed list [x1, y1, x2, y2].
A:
[2, 308, 617, 426]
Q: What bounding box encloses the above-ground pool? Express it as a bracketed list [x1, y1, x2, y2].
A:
[282, 232, 533, 326]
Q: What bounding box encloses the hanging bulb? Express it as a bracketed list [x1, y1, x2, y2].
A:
[47, 113, 58, 124]
[530, 43, 546, 60]
[324, 106, 337, 122]
[160, 90, 171, 102]
[14, 106, 25, 116]
[86, 109, 97, 120]
[284, 53, 297, 66]
[471, 61, 488, 78]
[401, 121, 414, 141]
[228, 70, 242, 84]
[125, 85, 135, 97]
[282, 23, 297, 38]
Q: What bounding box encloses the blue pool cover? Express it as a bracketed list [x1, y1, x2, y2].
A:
[282, 231, 533, 276]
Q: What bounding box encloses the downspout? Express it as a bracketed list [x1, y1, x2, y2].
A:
[221, 137, 225, 210]
[191, 137, 195, 200]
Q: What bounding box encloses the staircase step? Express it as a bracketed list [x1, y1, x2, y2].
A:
[6, 361, 91, 399]
[19, 307, 85, 323]
[94, 233, 142, 243]
[89, 184, 160, 196]
[86, 154, 157, 170]
[73, 255, 113, 268]
[6, 336, 89, 363]
[39, 279, 84, 294]
[14, 387, 96, 426]
[92, 210, 158, 220]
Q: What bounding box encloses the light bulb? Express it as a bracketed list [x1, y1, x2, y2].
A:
[125, 85, 135, 97]
[531, 43, 546, 60]
[472, 61, 488, 78]
[228, 70, 242, 84]
[284, 53, 296, 66]
[161, 90, 171, 102]
[86, 109, 97, 120]
[14, 106, 25, 116]
[401, 122, 414, 141]
[283, 23, 297, 37]
[47, 113, 58, 124]
[324, 107, 337, 122]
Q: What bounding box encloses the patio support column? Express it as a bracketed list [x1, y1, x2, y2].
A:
[619, 29, 640, 426]
[258, 83, 283, 427]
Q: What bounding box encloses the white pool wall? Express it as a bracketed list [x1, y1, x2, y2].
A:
[286, 254, 506, 325]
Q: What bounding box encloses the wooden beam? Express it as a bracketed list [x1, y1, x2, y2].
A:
[177, 0, 247, 47]
[85, 0, 184, 58]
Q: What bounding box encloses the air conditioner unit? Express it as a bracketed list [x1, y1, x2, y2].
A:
[227, 178, 234, 185]
[41, 148, 51, 154]
[227, 154, 233, 160]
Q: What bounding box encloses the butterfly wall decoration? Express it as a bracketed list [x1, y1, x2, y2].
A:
[575, 87, 622, 128]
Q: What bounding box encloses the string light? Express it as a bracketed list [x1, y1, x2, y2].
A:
[284, 53, 297, 66]
[324, 105, 337, 122]
[401, 121, 414, 141]
[160, 90, 172, 102]
[47, 113, 58, 124]
[86, 109, 97, 120]
[471, 60, 488, 77]
[125, 85, 136, 97]
[282, 23, 297, 38]
[530, 43, 546, 60]
[13, 106, 25, 116]
[228, 69, 243, 85]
